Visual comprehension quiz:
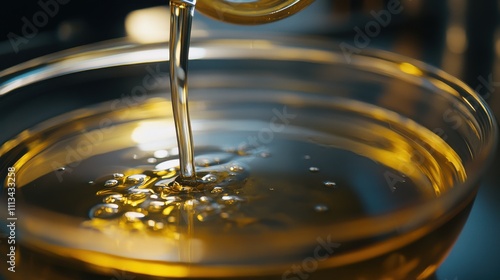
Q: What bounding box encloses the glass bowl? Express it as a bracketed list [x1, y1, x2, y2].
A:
[0, 36, 497, 280]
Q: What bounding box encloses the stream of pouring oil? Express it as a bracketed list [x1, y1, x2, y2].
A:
[169, 0, 197, 183]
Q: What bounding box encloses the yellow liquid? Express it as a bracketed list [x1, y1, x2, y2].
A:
[0, 94, 468, 280]
[195, 0, 315, 24]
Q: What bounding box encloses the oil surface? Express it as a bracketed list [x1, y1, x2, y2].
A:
[4, 95, 466, 278]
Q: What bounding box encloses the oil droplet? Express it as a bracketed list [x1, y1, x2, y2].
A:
[148, 201, 166, 212]
[89, 204, 120, 219]
[113, 173, 124, 179]
[201, 174, 217, 183]
[103, 194, 125, 204]
[304, 155, 311, 160]
[127, 190, 150, 206]
[211, 186, 223, 194]
[126, 174, 147, 184]
[323, 181, 337, 188]
[221, 195, 245, 205]
[314, 204, 329, 212]
[165, 196, 181, 203]
[229, 164, 244, 172]
[269, 187, 275, 191]
[145, 219, 164, 231]
[104, 179, 119, 187]
[197, 212, 210, 222]
[88, 181, 94, 185]
[57, 167, 66, 172]
[309, 167, 320, 173]
[147, 157, 158, 163]
[128, 190, 149, 200]
[170, 181, 193, 192]
[199, 196, 212, 203]
[154, 221, 164, 230]
[162, 205, 176, 216]
[123, 211, 146, 222]
[129, 188, 155, 195]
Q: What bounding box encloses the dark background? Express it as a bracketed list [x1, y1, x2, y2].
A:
[0, 0, 499, 279]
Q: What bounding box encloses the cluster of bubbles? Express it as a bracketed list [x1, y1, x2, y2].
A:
[86, 149, 338, 233]
[87, 149, 256, 233]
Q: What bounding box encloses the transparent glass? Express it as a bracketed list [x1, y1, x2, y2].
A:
[0, 36, 497, 280]
[194, 0, 316, 24]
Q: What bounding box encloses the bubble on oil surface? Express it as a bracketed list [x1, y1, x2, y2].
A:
[211, 186, 224, 194]
[126, 174, 147, 185]
[89, 204, 120, 219]
[103, 194, 125, 204]
[128, 192, 147, 201]
[323, 181, 337, 188]
[201, 174, 217, 183]
[123, 211, 146, 222]
[147, 220, 165, 230]
[199, 196, 212, 203]
[314, 204, 329, 213]
[88, 149, 254, 233]
[147, 200, 166, 212]
[309, 167, 320, 173]
[221, 195, 245, 205]
[104, 179, 119, 187]
[229, 164, 244, 172]
[164, 196, 181, 204]
[130, 188, 155, 195]
[196, 212, 210, 222]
